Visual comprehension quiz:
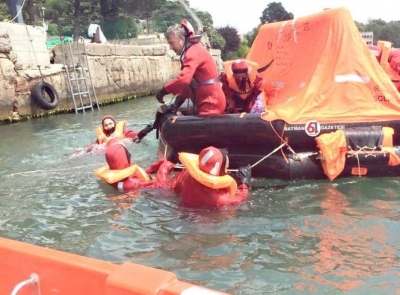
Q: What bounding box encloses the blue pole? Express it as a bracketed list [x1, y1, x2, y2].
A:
[9, 0, 24, 23]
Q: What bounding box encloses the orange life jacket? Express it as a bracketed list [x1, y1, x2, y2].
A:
[94, 164, 150, 184]
[178, 152, 237, 196]
[223, 60, 260, 100]
[95, 121, 127, 144]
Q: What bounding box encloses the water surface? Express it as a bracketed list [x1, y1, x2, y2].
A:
[0, 97, 399, 294]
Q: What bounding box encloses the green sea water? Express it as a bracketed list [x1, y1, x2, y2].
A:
[0, 96, 399, 294]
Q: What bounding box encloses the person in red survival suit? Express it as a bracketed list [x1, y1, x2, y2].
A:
[368, 44, 400, 91]
[155, 19, 226, 116]
[96, 115, 154, 144]
[171, 146, 252, 207]
[94, 138, 175, 192]
[78, 115, 154, 157]
[221, 59, 264, 113]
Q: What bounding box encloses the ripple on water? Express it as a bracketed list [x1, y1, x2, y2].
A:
[1, 99, 400, 294]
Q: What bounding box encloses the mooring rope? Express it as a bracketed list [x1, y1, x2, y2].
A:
[249, 142, 286, 168]
[173, 142, 286, 172]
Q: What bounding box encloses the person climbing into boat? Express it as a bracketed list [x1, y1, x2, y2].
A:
[155, 19, 226, 116]
[368, 44, 400, 91]
[221, 59, 265, 113]
[94, 138, 175, 192]
[171, 146, 252, 207]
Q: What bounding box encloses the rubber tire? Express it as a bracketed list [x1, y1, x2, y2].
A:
[31, 81, 59, 110]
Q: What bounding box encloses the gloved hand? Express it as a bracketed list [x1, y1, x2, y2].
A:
[164, 104, 178, 115]
[236, 164, 252, 187]
[134, 123, 153, 143]
[146, 157, 167, 174]
[156, 87, 169, 104]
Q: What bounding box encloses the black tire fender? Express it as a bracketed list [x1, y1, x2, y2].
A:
[31, 81, 59, 110]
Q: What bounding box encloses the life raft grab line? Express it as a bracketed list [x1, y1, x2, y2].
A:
[173, 143, 287, 172]
[264, 112, 303, 163]
[347, 146, 386, 178]
[161, 136, 169, 158]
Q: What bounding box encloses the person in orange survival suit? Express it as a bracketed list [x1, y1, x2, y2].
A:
[368, 44, 400, 91]
[155, 19, 226, 116]
[171, 146, 252, 207]
[221, 59, 264, 114]
[94, 138, 175, 192]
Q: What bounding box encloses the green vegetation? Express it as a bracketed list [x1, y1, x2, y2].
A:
[0, 0, 399, 60]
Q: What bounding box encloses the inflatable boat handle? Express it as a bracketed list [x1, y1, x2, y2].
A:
[286, 145, 303, 162]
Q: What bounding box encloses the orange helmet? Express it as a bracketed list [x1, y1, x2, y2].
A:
[199, 147, 228, 176]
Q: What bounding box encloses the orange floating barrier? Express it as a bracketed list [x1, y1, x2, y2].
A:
[0, 237, 230, 295]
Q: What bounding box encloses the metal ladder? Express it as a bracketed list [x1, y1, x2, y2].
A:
[60, 36, 100, 114]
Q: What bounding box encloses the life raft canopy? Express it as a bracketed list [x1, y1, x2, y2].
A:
[247, 7, 400, 124]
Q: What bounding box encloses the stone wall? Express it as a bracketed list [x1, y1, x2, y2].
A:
[0, 22, 222, 122]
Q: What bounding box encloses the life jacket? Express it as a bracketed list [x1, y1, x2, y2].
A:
[178, 152, 237, 196]
[223, 60, 260, 100]
[95, 121, 127, 144]
[94, 163, 150, 184]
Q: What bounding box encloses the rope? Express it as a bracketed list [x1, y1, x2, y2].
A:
[162, 138, 168, 158]
[173, 142, 286, 172]
[173, 163, 238, 172]
[264, 111, 302, 162]
[8, 0, 27, 23]
[347, 145, 381, 177]
[25, 25, 44, 80]
[163, 144, 167, 158]
[250, 143, 286, 168]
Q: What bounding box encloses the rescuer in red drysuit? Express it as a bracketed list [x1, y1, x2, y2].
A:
[155, 19, 226, 116]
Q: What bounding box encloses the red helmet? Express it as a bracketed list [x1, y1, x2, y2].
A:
[181, 19, 195, 38]
[105, 141, 132, 170]
[199, 147, 228, 176]
[231, 60, 248, 74]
